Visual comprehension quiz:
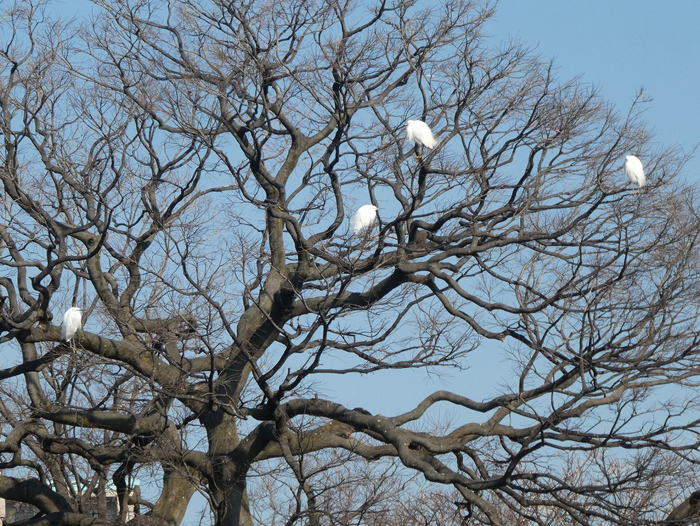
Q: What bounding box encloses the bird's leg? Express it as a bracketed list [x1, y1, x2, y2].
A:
[414, 144, 423, 162]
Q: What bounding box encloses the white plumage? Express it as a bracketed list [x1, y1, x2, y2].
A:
[406, 120, 437, 149]
[62, 307, 82, 341]
[352, 205, 379, 235]
[624, 155, 646, 189]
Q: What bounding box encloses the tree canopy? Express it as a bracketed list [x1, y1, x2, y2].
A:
[0, 0, 699, 525]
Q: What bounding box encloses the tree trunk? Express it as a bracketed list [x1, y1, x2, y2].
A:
[216, 476, 252, 526]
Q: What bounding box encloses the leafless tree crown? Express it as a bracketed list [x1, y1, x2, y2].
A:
[0, 0, 698, 525]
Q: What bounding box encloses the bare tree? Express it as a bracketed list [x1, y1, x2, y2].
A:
[0, 0, 699, 525]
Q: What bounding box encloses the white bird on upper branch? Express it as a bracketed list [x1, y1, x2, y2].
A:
[624, 155, 646, 190]
[62, 307, 82, 342]
[406, 120, 437, 158]
[352, 204, 379, 235]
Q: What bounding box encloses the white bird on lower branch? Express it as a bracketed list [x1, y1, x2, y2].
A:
[352, 204, 379, 235]
[62, 307, 82, 343]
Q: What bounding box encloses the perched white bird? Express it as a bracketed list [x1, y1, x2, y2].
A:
[406, 120, 437, 150]
[62, 307, 82, 342]
[352, 205, 379, 235]
[624, 155, 646, 189]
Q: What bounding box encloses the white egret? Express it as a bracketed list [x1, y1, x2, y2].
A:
[62, 307, 82, 342]
[406, 120, 437, 150]
[352, 204, 378, 235]
[624, 155, 646, 189]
